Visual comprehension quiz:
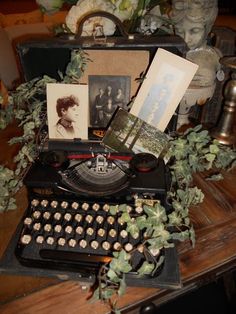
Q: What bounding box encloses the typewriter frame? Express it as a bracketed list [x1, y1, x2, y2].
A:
[0, 21, 187, 289]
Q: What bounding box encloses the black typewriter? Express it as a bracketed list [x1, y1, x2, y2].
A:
[15, 142, 172, 278]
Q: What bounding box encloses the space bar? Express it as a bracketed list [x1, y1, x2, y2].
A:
[40, 249, 112, 264]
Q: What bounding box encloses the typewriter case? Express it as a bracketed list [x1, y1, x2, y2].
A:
[0, 14, 187, 289]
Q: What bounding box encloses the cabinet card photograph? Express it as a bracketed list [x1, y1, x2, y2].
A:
[102, 108, 170, 159]
[88, 75, 131, 127]
[130, 48, 198, 131]
[47, 83, 88, 140]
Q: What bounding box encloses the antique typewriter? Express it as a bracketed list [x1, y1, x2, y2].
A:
[15, 140, 172, 279]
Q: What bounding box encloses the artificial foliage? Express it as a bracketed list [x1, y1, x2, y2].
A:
[0, 49, 236, 314]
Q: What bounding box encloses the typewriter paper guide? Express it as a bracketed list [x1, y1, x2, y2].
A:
[130, 48, 199, 131]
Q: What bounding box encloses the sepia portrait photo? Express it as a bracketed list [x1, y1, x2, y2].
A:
[88, 75, 131, 127]
[130, 48, 198, 131]
[47, 83, 89, 140]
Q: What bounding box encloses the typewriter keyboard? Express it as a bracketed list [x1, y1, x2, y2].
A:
[15, 197, 160, 274]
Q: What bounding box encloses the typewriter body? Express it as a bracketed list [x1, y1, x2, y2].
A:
[0, 21, 186, 287]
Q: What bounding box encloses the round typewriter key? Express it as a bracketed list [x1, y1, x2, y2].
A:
[135, 206, 143, 214]
[85, 215, 93, 224]
[76, 226, 84, 235]
[97, 228, 105, 237]
[96, 215, 104, 224]
[113, 242, 122, 251]
[46, 236, 54, 245]
[79, 239, 87, 248]
[131, 232, 139, 240]
[118, 217, 125, 226]
[137, 244, 144, 253]
[64, 213, 72, 222]
[71, 201, 79, 210]
[36, 235, 44, 244]
[124, 243, 133, 252]
[150, 248, 160, 257]
[92, 203, 100, 211]
[61, 201, 69, 209]
[68, 238, 77, 247]
[44, 224, 52, 232]
[108, 229, 117, 238]
[58, 237, 66, 246]
[91, 240, 99, 250]
[86, 227, 94, 236]
[51, 200, 58, 208]
[102, 241, 111, 251]
[82, 202, 89, 211]
[43, 211, 51, 220]
[31, 199, 39, 207]
[33, 222, 41, 231]
[103, 204, 110, 212]
[41, 199, 49, 207]
[20, 234, 32, 245]
[107, 216, 115, 225]
[54, 224, 62, 233]
[32, 210, 41, 219]
[54, 212, 62, 221]
[120, 230, 128, 239]
[24, 217, 32, 226]
[74, 213, 83, 223]
[65, 225, 73, 234]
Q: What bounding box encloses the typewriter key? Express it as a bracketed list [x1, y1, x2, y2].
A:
[126, 205, 132, 213]
[103, 204, 110, 212]
[82, 202, 89, 211]
[32, 210, 41, 219]
[41, 199, 49, 207]
[44, 224, 52, 232]
[54, 212, 62, 221]
[92, 203, 100, 211]
[131, 232, 139, 240]
[97, 228, 105, 237]
[43, 211, 51, 220]
[33, 222, 41, 231]
[51, 200, 58, 208]
[64, 213, 72, 221]
[24, 217, 32, 226]
[46, 236, 54, 245]
[118, 217, 125, 226]
[91, 240, 99, 250]
[85, 215, 93, 224]
[54, 224, 62, 233]
[150, 248, 160, 257]
[20, 234, 32, 245]
[113, 242, 122, 251]
[58, 237, 66, 246]
[96, 215, 104, 224]
[124, 243, 133, 252]
[86, 227, 94, 236]
[65, 225, 73, 234]
[68, 238, 77, 247]
[31, 199, 39, 207]
[61, 201, 69, 209]
[135, 206, 143, 214]
[102, 241, 111, 251]
[108, 229, 117, 238]
[76, 226, 83, 235]
[79, 239, 87, 248]
[107, 216, 115, 225]
[36, 235, 44, 244]
[120, 230, 128, 239]
[74, 213, 83, 223]
[71, 201, 79, 210]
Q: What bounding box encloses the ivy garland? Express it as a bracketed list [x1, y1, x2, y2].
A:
[0, 49, 236, 314]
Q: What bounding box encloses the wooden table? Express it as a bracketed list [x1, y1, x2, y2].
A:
[0, 126, 236, 313]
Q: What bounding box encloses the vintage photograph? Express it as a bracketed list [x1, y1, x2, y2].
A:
[130, 48, 198, 131]
[47, 83, 89, 140]
[88, 75, 131, 127]
[102, 108, 170, 159]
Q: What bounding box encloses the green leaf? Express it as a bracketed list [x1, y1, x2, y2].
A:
[137, 261, 155, 276]
[109, 205, 119, 215]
